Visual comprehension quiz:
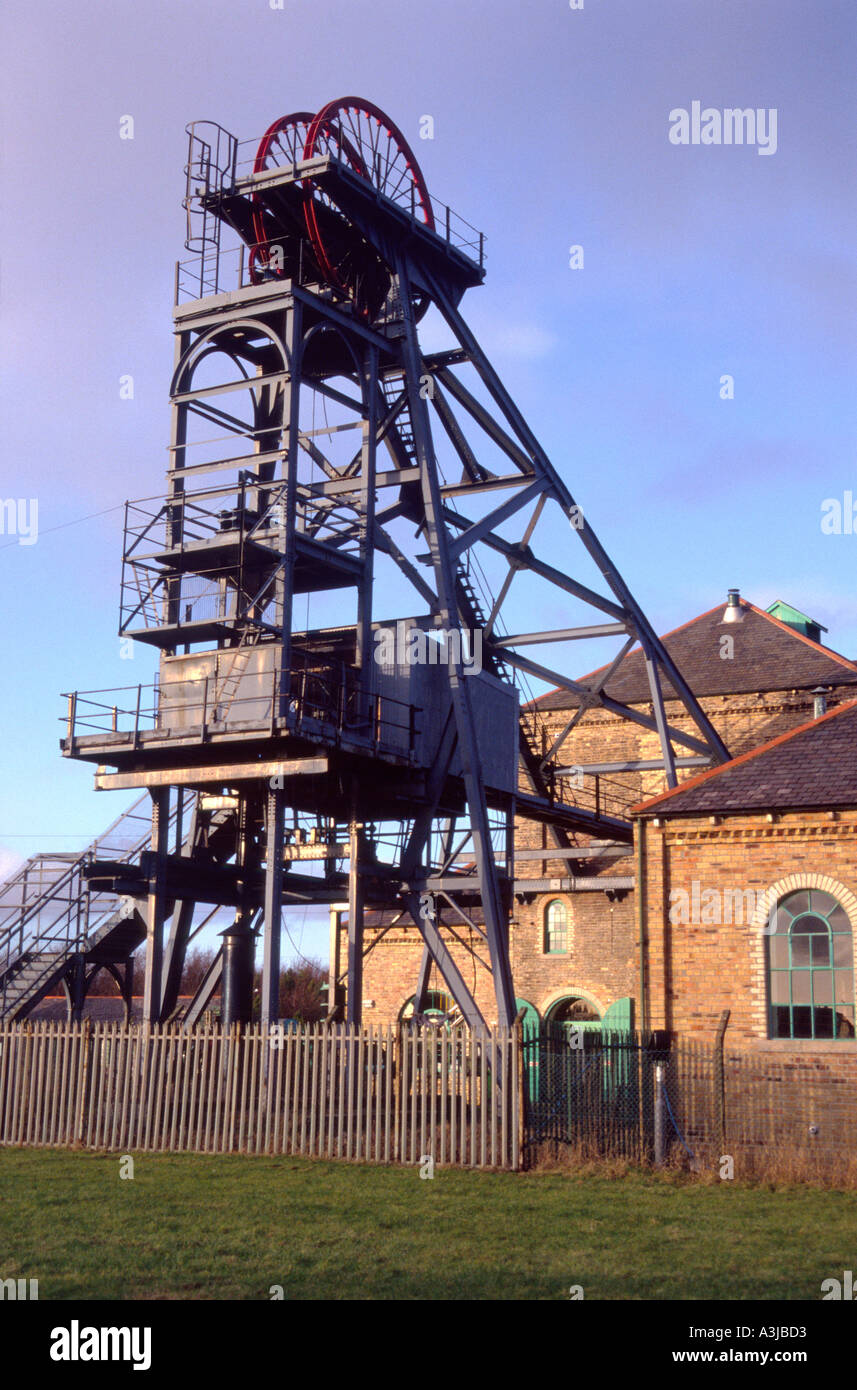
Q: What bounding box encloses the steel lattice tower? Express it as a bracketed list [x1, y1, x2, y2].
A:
[62, 99, 729, 1032]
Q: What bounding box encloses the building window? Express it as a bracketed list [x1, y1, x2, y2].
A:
[768, 889, 855, 1039]
[544, 899, 569, 954]
[399, 990, 455, 1022]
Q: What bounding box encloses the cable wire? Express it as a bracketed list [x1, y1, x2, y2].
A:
[0, 502, 125, 553]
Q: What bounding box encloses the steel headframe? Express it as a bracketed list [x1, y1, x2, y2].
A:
[70, 101, 730, 1037]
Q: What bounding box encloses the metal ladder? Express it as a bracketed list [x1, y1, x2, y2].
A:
[213, 627, 264, 721]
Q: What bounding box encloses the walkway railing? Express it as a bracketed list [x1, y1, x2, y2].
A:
[0, 795, 193, 1018]
[62, 666, 420, 759]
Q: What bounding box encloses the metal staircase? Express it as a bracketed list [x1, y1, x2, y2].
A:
[380, 371, 417, 465]
[454, 559, 514, 685]
[0, 792, 194, 1020]
[380, 368, 513, 692]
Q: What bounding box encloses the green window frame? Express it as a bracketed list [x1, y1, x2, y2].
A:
[767, 889, 855, 1040]
[544, 899, 569, 955]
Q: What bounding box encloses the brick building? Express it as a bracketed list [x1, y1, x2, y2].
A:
[332, 591, 857, 1043]
[635, 699, 857, 1051]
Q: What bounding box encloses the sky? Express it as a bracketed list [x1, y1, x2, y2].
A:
[0, 0, 854, 963]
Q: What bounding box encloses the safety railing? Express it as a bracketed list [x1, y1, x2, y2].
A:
[123, 480, 362, 558]
[556, 769, 641, 824]
[231, 132, 486, 264]
[181, 121, 239, 303]
[176, 120, 486, 305]
[518, 705, 639, 825]
[176, 235, 313, 305]
[62, 664, 420, 759]
[119, 480, 361, 639]
[120, 562, 272, 637]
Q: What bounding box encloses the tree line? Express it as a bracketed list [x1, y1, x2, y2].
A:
[87, 949, 327, 1023]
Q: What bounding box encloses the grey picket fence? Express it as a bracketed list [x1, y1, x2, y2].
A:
[0, 1021, 521, 1169]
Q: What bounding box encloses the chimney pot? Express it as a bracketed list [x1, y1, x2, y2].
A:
[722, 588, 744, 624]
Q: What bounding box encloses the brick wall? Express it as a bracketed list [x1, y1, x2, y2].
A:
[641, 809, 857, 1049]
[525, 685, 856, 810]
[357, 888, 638, 1027]
[723, 1048, 857, 1158]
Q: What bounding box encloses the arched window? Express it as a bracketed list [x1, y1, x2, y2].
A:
[544, 899, 569, 954]
[768, 889, 855, 1039]
[399, 990, 455, 1022]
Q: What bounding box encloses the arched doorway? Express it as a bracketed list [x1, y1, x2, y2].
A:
[515, 998, 541, 1102]
[399, 990, 456, 1023]
[544, 992, 603, 1039]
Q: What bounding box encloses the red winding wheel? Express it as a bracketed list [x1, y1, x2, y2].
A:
[248, 98, 435, 317]
[249, 111, 315, 283]
[301, 97, 434, 298]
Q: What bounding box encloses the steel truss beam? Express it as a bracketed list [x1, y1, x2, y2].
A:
[421, 269, 731, 773]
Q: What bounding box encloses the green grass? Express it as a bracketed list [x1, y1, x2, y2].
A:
[0, 1149, 854, 1299]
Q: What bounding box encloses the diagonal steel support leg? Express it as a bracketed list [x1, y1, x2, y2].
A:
[406, 892, 486, 1031]
[261, 786, 285, 1028]
[143, 787, 169, 1024]
[395, 254, 516, 1029]
[423, 268, 731, 772]
[413, 945, 432, 1014]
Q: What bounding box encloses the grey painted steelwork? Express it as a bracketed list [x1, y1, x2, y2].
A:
[39, 104, 729, 1034]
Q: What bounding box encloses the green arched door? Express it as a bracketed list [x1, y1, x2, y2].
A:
[515, 998, 541, 1103]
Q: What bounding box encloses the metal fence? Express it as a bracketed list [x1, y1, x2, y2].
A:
[6, 1020, 850, 1176]
[524, 1026, 657, 1161]
[0, 1021, 521, 1170]
[523, 1024, 857, 1173]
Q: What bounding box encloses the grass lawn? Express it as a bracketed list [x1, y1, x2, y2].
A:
[0, 1149, 854, 1300]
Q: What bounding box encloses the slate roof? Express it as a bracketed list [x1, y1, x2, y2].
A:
[631, 700, 857, 818]
[529, 598, 857, 711]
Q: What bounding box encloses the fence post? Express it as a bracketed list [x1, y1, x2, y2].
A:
[513, 1007, 526, 1171]
[714, 1009, 730, 1154]
[75, 1018, 94, 1147]
[394, 1025, 403, 1163]
[654, 1061, 665, 1166]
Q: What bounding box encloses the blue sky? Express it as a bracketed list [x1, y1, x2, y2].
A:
[1, 0, 854, 962]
